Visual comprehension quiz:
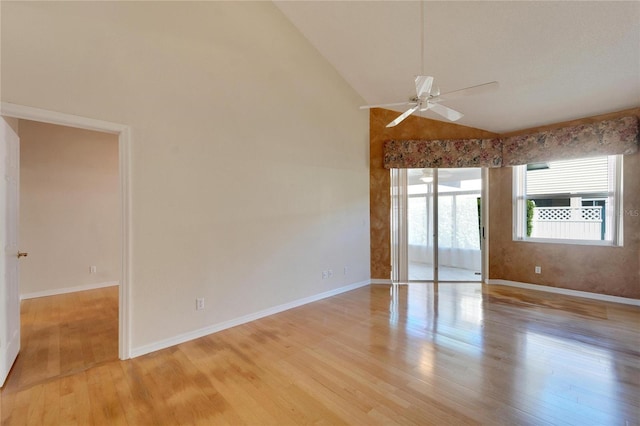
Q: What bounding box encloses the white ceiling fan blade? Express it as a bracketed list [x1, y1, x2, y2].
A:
[386, 105, 420, 128]
[359, 101, 414, 110]
[414, 75, 434, 99]
[428, 103, 464, 121]
[436, 81, 499, 102]
[419, 102, 433, 112]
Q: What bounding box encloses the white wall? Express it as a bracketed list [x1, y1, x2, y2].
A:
[19, 120, 120, 297]
[1, 2, 370, 352]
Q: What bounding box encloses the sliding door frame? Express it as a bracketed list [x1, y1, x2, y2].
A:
[392, 167, 487, 283]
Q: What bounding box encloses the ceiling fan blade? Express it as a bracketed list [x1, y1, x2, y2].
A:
[359, 101, 414, 110]
[386, 105, 420, 128]
[428, 103, 464, 122]
[415, 75, 434, 99]
[436, 81, 499, 102]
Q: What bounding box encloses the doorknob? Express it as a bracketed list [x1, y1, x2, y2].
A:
[17, 251, 28, 259]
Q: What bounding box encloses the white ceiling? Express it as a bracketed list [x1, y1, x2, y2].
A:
[275, 1, 640, 133]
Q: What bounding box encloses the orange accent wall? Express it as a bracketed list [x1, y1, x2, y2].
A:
[489, 108, 640, 299]
[369, 109, 497, 279]
[370, 107, 640, 299]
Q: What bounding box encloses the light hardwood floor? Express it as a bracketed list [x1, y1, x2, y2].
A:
[1, 283, 639, 425]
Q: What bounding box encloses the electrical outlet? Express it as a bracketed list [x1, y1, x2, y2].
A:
[328, 269, 333, 278]
[196, 298, 205, 310]
[344, 266, 348, 275]
[90, 266, 97, 274]
[322, 271, 328, 279]
[535, 266, 541, 274]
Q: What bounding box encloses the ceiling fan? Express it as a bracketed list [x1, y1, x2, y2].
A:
[360, 76, 499, 128]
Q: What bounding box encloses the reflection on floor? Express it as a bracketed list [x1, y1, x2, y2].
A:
[409, 261, 481, 281]
[2, 283, 638, 425]
[387, 283, 639, 425]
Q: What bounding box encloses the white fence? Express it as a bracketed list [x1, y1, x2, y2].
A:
[531, 206, 602, 240]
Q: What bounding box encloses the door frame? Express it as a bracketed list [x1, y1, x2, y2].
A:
[393, 167, 487, 283]
[1, 102, 132, 360]
[481, 167, 489, 284]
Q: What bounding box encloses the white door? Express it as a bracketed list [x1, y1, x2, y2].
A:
[0, 117, 21, 386]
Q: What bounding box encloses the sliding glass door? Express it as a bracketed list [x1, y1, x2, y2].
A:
[393, 168, 484, 283]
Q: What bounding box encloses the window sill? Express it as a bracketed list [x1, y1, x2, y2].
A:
[512, 237, 622, 247]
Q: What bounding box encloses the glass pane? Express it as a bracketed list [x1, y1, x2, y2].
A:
[408, 197, 427, 247]
[438, 168, 482, 281]
[524, 156, 613, 241]
[407, 169, 433, 280]
[403, 167, 483, 282]
[455, 194, 481, 250]
[438, 195, 453, 249]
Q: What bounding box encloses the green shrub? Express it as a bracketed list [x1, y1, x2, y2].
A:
[526, 200, 535, 237]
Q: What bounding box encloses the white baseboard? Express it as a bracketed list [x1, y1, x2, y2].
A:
[370, 279, 392, 285]
[486, 279, 640, 307]
[130, 279, 371, 358]
[20, 281, 119, 300]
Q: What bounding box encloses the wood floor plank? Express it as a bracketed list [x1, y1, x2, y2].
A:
[2, 284, 639, 425]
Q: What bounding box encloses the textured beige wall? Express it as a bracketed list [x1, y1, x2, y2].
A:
[369, 109, 498, 279]
[2, 2, 370, 350]
[489, 109, 640, 299]
[19, 120, 120, 295]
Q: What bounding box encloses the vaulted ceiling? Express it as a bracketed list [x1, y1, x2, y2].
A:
[275, 1, 640, 133]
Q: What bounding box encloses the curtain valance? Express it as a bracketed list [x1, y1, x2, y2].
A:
[383, 115, 638, 169]
[501, 116, 638, 166]
[383, 138, 503, 169]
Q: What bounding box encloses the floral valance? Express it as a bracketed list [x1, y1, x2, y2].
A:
[383, 138, 503, 169]
[501, 116, 639, 166]
[383, 115, 639, 169]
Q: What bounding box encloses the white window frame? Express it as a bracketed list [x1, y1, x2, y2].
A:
[513, 155, 623, 247]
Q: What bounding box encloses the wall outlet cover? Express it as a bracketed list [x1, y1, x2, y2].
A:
[196, 298, 205, 310]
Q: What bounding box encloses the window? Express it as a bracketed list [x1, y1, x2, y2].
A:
[513, 155, 622, 246]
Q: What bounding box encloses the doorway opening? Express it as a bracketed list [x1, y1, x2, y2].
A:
[0, 103, 131, 387]
[7, 120, 121, 389]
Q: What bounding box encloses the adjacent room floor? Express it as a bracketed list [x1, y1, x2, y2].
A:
[1, 283, 638, 425]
